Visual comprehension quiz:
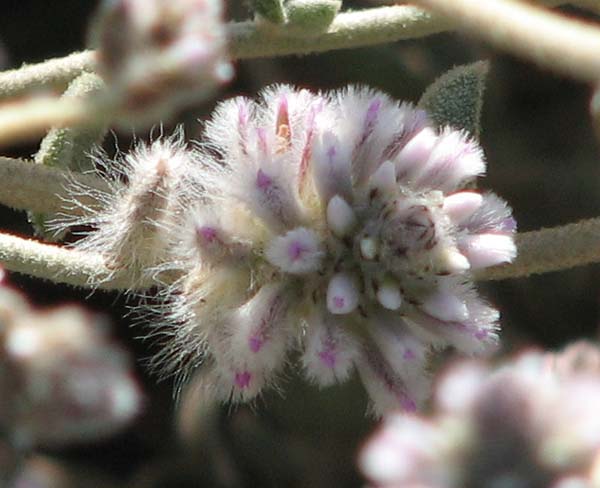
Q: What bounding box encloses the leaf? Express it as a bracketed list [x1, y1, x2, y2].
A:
[253, 0, 286, 24]
[418, 61, 490, 139]
[29, 72, 108, 241]
[285, 0, 342, 34]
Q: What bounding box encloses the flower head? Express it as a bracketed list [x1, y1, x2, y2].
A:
[0, 278, 142, 448]
[360, 342, 600, 487]
[155, 85, 516, 414]
[91, 0, 233, 124]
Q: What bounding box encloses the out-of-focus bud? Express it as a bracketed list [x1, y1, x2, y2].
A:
[360, 342, 600, 488]
[0, 280, 142, 448]
[90, 0, 233, 126]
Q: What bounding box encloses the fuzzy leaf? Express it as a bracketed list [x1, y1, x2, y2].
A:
[253, 0, 286, 24]
[418, 61, 489, 139]
[286, 0, 342, 34]
[29, 72, 108, 241]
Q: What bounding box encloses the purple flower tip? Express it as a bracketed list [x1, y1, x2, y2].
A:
[198, 225, 218, 244]
[318, 349, 337, 368]
[249, 335, 263, 353]
[366, 98, 381, 125]
[256, 169, 272, 190]
[401, 396, 417, 413]
[235, 371, 252, 388]
[327, 145, 337, 161]
[403, 349, 416, 361]
[500, 217, 518, 232]
[474, 329, 488, 340]
[288, 241, 305, 261]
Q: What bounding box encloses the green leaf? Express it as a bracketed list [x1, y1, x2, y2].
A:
[418, 61, 490, 139]
[285, 0, 342, 35]
[253, 0, 286, 24]
[29, 72, 108, 241]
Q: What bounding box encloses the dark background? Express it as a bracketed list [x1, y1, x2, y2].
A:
[1, 1, 600, 486]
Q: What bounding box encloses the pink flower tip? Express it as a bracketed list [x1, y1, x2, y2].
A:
[234, 371, 252, 389]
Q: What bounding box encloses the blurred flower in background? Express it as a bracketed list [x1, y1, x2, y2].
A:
[0, 270, 142, 449]
[360, 342, 600, 487]
[90, 0, 233, 125]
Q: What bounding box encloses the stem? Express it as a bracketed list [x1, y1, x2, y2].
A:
[0, 97, 92, 147]
[0, 51, 96, 101]
[412, 0, 600, 83]
[476, 218, 600, 280]
[229, 5, 452, 58]
[0, 0, 589, 99]
[2, 216, 600, 289]
[0, 156, 109, 214]
[0, 232, 136, 290]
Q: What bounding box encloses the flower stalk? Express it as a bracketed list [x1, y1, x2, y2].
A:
[413, 0, 600, 83]
[0, 156, 109, 215]
[0, 233, 147, 290]
[0, 0, 591, 102]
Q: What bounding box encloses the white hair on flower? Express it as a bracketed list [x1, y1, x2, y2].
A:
[81, 85, 516, 415]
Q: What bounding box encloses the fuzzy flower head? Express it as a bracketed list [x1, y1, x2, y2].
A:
[0, 278, 142, 448]
[62, 131, 196, 288]
[360, 342, 600, 487]
[91, 0, 233, 124]
[156, 85, 516, 415]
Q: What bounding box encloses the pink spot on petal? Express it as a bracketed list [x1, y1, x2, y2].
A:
[403, 349, 416, 361]
[333, 296, 345, 309]
[257, 127, 268, 154]
[238, 102, 248, 125]
[365, 98, 381, 126]
[500, 217, 517, 232]
[326, 145, 337, 162]
[474, 329, 488, 340]
[198, 226, 218, 244]
[235, 371, 252, 388]
[249, 335, 263, 353]
[401, 396, 417, 413]
[288, 241, 305, 261]
[256, 169, 272, 189]
[318, 349, 336, 368]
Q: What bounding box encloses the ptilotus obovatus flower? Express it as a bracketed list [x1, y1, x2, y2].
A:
[155, 85, 516, 415]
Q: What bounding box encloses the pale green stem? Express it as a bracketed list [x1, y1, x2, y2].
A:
[0, 156, 109, 214]
[0, 232, 132, 290]
[0, 97, 94, 147]
[0, 0, 592, 100]
[476, 218, 600, 280]
[412, 0, 600, 83]
[1, 217, 599, 290]
[0, 51, 96, 101]
[0, 0, 596, 147]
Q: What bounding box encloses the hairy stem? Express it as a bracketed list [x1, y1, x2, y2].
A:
[0, 51, 96, 101]
[0, 156, 109, 214]
[0, 97, 93, 147]
[0, 232, 133, 290]
[476, 218, 600, 280]
[1, 216, 600, 289]
[413, 0, 600, 83]
[0, 0, 595, 146]
[0, 0, 591, 100]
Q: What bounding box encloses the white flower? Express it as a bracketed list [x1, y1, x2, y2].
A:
[150, 85, 517, 414]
